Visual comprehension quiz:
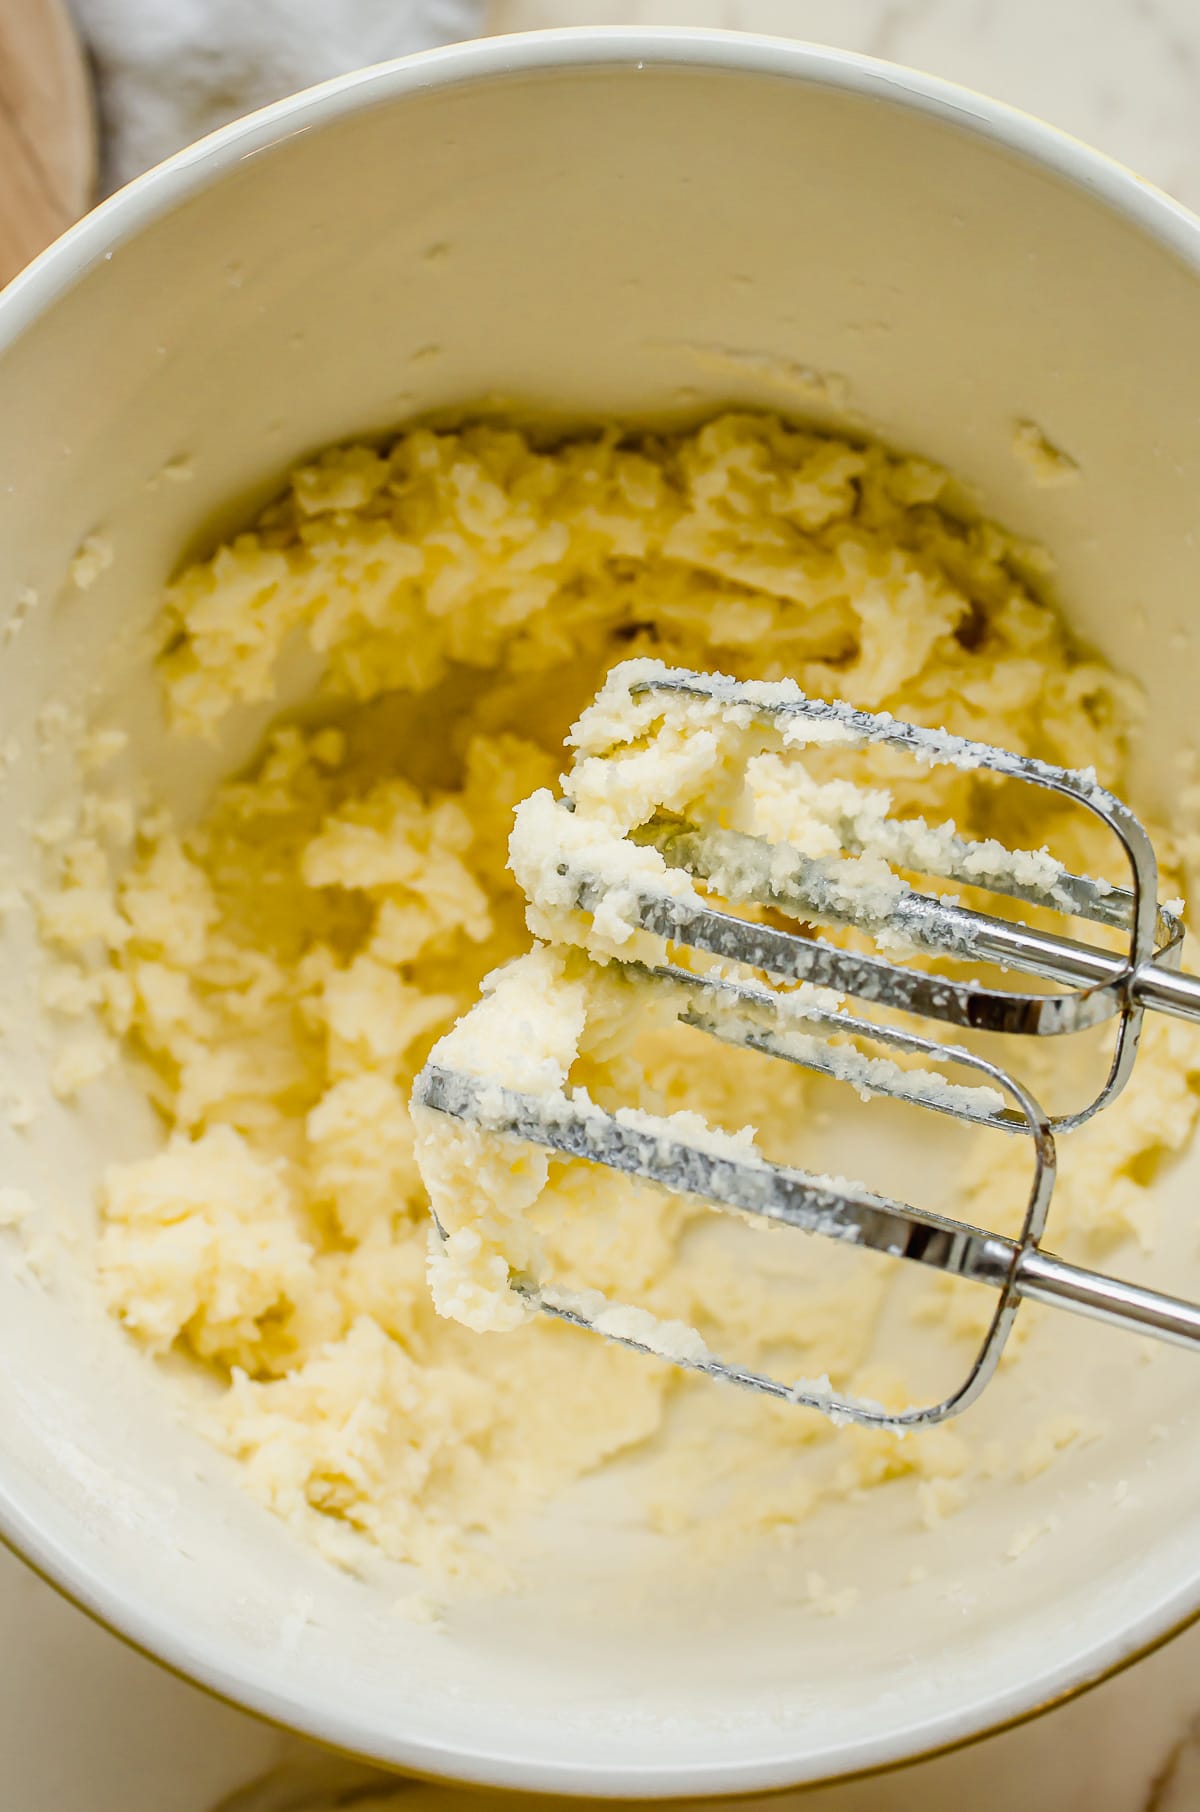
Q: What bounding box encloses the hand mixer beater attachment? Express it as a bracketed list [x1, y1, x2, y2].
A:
[413, 662, 1200, 1429]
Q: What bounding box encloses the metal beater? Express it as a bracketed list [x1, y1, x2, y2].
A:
[413, 664, 1200, 1429]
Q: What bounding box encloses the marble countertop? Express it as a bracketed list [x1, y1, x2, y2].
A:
[22, 2, 1200, 1808]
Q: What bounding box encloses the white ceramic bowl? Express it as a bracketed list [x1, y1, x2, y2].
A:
[2, 27, 1200, 1798]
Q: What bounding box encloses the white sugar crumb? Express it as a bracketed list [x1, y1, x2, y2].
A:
[1019, 1414, 1104, 1481]
[23, 1235, 59, 1284]
[2, 586, 38, 643]
[277, 1591, 315, 1653]
[40, 964, 105, 1017]
[786, 1371, 895, 1428]
[611, 1101, 762, 1164]
[69, 534, 114, 591]
[394, 1591, 445, 1627]
[540, 1284, 713, 1365]
[81, 794, 136, 845]
[1012, 420, 1081, 488]
[0, 1187, 34, 1227]
[672, 343, 853, 414]
[918, 1475, 970, 1527]
[35, 812, 77, 848]
[51, 1036, 118, 1099]
[805, 1571, 861, 1616]
[1006, 1514, 1061, 1560]
[3, 1086, 37, 1130]
[79, 728, 129, 774]
[36, 699, 85, 750]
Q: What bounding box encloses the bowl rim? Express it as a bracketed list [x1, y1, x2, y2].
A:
[2, 23, 1200, 1798]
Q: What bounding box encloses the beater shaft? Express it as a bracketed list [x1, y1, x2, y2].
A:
[643, 819, 1200, 1023]
[1131, 962, 1200, 1020]
[1015, 1248, 1200, 1350]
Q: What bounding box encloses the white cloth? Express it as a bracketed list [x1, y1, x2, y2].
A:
[68, 0, 485, 191]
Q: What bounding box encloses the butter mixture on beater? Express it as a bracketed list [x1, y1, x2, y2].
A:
[41, 415, 1200, 1578]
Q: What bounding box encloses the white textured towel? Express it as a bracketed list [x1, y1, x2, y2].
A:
[68, 0, 485, 190]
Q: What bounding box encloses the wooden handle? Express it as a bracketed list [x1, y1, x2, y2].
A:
[0, 0, 96, 287]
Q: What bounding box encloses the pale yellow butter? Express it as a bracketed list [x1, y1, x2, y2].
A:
[44, 413, 1199, 1581]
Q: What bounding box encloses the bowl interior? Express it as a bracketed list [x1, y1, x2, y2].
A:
[1, 37, 1199, 1793]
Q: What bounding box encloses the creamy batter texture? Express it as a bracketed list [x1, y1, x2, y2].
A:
[39, 414, 1200, 1579]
